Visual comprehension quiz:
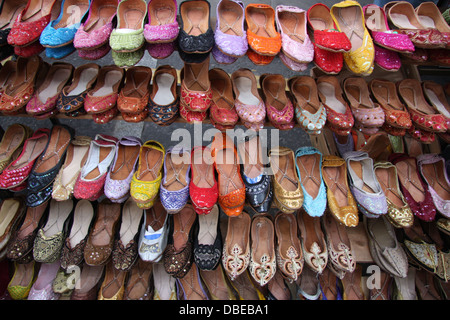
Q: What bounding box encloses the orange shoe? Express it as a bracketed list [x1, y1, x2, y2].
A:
[245, 4, 281, 56]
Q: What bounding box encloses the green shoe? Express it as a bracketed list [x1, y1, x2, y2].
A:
[112, 46, 145, 67]
[109, 0, 147, 52]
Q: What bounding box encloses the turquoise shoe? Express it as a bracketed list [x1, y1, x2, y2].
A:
[46, 43, 76, 59]
[109, 0, 147, 52]
[40, 0, 91, 48]
[295, 146, 327, 217]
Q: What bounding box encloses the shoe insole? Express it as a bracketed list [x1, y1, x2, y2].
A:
[322, 166, 348, 207]
[163, 151, 190, 191]
[92, 70, 123, 97]
[119, 201, 142, 245]
[238, 136, 263, 180]
[400, 87, 436, 115]
[349, 160, 376, 194]
[374, 167, 404, 207]
[300, 212, 321, 251]
[118, 7, 145, 30]
[61, 144, 89, 185]
[0, 127, 24, 160]
[218, 1, 242, 36]
[153, 73, 175, 105]
[191, 149, 215, 189]
[22, 0, 55, 22]
[334, 6, 364, 50]
[43, 200, 73, 236]
[277, 214, 298, 261]
[197, 207, 218, 245]
[35, 126, 71, 173]
[69, 200, 94, 247]
[297, 154, 321, 199]
[247, 7, 270, 37]
[38, 69, 72, 102]
[173, 207, 195, 251]
[234, 77, 260, 106]
[417, 15, 436, 29]
[183, 4, 208, 36]
[70, 68, 99, 96]
[421, 162, 450, 201]
[424, 88, 450, 118]
[251, 216, 273, 265]
[0, 200, 20, 235]
[0, 0, 26, 29]
[153, 262, 175, 300]
[389, 13, 419, 29]
[149, 0, 175, 26]
[184, 62, 209, 92]
[278, 11, 305, 43]
[54, 0, 89, 29]
[91, 204, 120, 246]
[215, 148, 244, 195]
[395, 160, 425, 202]
[226, 213, 250, 260]
[10, 261, 34, 287]
[110, 145, 140, 180]
[126, 260, 152, 299]
[317, 82, 347, 114]
[9, 136, 48, 170]
[145, 200, 166, 232]
[371, 83, 403, 111]
[84, 146, 114, 180]
[102, 265, 126, 298]
[137, 148, 163, 181]
[85, 5, 117, 32]
[17, 205, 47, 239]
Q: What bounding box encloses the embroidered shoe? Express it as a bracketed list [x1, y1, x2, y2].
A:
[144, 0, 179, 43]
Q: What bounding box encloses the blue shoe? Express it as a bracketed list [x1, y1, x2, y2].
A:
[46, 43, 76, 59]
[295, 146, 327, 217]
[40, 0, 91, 48]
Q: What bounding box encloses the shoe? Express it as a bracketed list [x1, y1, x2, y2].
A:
[364, 215, 409, 279]
[0, 124, 31, 175]
[138, 199, 168, 262]
[60, 199, 94, 269]
[109, 0, 146, 52]
[237, 134, 273, 214]
[200, 264, 236, 300]
[193, 204, 222, 270]
[297, 210, 327, 274]
[104, 136, 142, 203]
[0, 128, 50, 190]
[215, 0, 247, 58]
[78, 43, 111, 60]
[330, 0, 375, 75]
[386, 1, 444, 49]
[160, 147, 190, 213]
[389, 153, 436, 222]
[246, 47, 275, 66]
[130, 140, 165, 209]
[249, 214, 276, 286]
[123, 258, 153, 300]
[0, 199, 26, 254]
[317, 75, 354, 136]
[274, 212, 303, 283]
[84, 199, 121, 266]
[260, 73, 295, 130]
[51, 136, 92, 201]
[279, 50, 309, 72]
[27, 260, 60, 300]
[189, 146, 218, 215]
[33, 199, 73, 263]
[422, 80, 450, 132]
[70, 263, 104, 300]
[363, 4, 415, 53]
[245, 3, 281, 56]
[341, 264, 365, 300]
[398, 79, 447, 133]
[176, 263, 209, 300]
[73, 134, 118, 201]
[153, 261, 176, 300]
[392, 266, 417, 300]
[111, 45, 145, 67]
[415, 268, 443, 300]
[39, 0, 91, 48]
[56, 63, 100, 114]
[147, 41, 176, 59]
[178, 0, 214, 54]
[144, 0, 179, 43]
[117, 66, 151, 115]
[222, 211, 251, 280]
[343, 77, 385, 134]
[7, 0, 61, 47]
[416, 153, 450, 218]
[418, 3, 450, 48]
[296, 262, 321, 300]
[98, 260, 127, 300]
[26, 62, 74, 115]
[275, 5, 314, 64]
[180, 55, 212, 113]
[6, 202, 48, 264]
[162, 204, 197, 278]
[84, 65, 125, 114]
[373, 161, 414, 228]
[307, 3, 351, 52]
[148, 64, 179, 126]
[269, 146, 303, 213]
[369, 79, 412, 135]
[319, 266, 343, 300]
[210, 131, 245, 217]
[295, 146, 327, 217]
[73, 0, 118, 50]
[7, 261, 36, 300]
[208, 68, 239, 130]
[231, 68, 266, 130]
[0, 60, 16, 99]
[112, 198, 143, 271]
[321, 155, 358, 227]
[344, 151, 387, 218]
[44, 42, 76, 59]
[289, 76, 327, 135]
[0, 0, 27, 53]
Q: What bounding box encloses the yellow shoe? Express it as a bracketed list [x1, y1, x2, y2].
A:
[130, 140, 165, 209]
[7, 261, 36, 300]
[330, 0, 375, 75]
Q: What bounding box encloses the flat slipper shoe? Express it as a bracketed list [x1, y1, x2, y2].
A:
[144, 0, 179, 44]
[0, 198, 26, 254]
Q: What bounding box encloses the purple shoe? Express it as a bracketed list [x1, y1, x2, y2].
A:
[146, 42, 176, 59]
[144, 0, 179, 43]
[159, 147, 191, 214]
[214, 0, 248, 58]
[279, 51, 309, 72]
[104, 136, 142, 203]
[212, 45, 237, 64]
[73, 0, 118, 50]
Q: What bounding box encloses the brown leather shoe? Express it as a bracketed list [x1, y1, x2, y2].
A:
[98, 260, 127, 300]
[123, 258, 153, 300]
[84, 200, 122, 266]
[177, 263, 209, 300]
[117, 66, 152, 114]
[341, 263, 365, 300]
[0, 198, 26, 254]
[70, 263, 104, 300]
[200, 264, 236, 300]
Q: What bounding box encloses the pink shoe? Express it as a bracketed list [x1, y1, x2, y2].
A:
[279, 51, 308, 72]
[275, 5, 314, 64]
[374, 44, 401, 72]
[146, 42, 176, 59]
[78, 43, 111, 60]
[363, 4, 415, 53]
[73, 0, 118, 50]
[144, 0, 179, 43]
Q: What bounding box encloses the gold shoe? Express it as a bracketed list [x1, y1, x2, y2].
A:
[98, 260, 127, 300]
[321, 155, 358, 227]
[269, 146, 303, 213]
[7, 261, 36, 300]
[0, 124, 32, 173]
[374, 161, 414, 228]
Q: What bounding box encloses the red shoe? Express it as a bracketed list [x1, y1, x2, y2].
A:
[189, 146, 218, 215]
[7, 0, 61, 47]
[14, 41, 44, 57]
[313, 43, 343, 74]
[247, 48, 274, 65]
